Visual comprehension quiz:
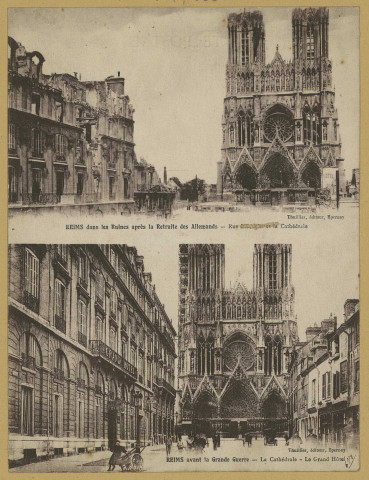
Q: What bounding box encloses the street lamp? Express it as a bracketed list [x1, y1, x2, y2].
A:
[133, 390, 143, 450]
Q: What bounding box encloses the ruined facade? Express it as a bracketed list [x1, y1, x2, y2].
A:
[8, 244, 176, 465]
[177, 244, 298, 437]
[217, 8, 344, 206]
[8, 37, 173, 215]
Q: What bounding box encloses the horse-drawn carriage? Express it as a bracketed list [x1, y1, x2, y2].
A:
[186, 433, 207, 452]
[113, 446, 145, 471]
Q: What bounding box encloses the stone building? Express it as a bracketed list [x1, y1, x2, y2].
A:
[177, 244, 299, 437]
[8, 244, 176, 466]
[289, 299, 359, 446]
[8, 37, 174, 215]
[217, 8, 344, 206]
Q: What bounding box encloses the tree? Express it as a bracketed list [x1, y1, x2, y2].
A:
[180, 177, 206, 202]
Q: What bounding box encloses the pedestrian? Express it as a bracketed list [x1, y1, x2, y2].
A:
[166, 435, 173, 456]
[246, 433, 252, 447]
[108, 440, 126, 471]
[212, 434, 217, 451]
[217, 432, 221, 448]
[289, 431, 303, 446]
[306, 429, 318, 446]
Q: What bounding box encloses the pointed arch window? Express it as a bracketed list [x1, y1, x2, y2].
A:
[241, 30, 249, 66]
[303, 107, 311, 144]
[206, 335, 215, 375]
[268, 249, 277, 289]
[237, 114, 246, 147]
[246, 115, 254, 147]
[197, 336, 205, 375]
[307, 25, 315, 60]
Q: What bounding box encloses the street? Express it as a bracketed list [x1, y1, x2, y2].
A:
[10, 437, 359, 473]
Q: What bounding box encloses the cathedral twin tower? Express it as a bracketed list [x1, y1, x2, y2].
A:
[217, 8, 343, 206]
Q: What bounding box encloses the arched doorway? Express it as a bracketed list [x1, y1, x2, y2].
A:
[261, 154, 295, 188]
[220, 381, 259, 420]
[193, 392, 217, 419]
[235, 163, 258, 190]
[301, 162, 321, 188]
[261, 392, 286, 419]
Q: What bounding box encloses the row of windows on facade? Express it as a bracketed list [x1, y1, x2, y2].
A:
[8, 87, 132, 140]
[8, 124, 132, 169]
[224, 114, 337, 147]
[19, 343, 172, 438]
[34, 244, 166, 327]
[24, 248, 174, 377]
[99, 244, 170, 331]
[21, 382, 172, 439]
[293, 361, 359, 413]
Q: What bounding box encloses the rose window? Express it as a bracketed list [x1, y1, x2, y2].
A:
[263, 113, 294, 142]
[224, 340, 255, 371]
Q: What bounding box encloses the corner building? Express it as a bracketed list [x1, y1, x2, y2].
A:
[177, 244, 299, 437]
[8, 244, 176, 465]
[217, 8, 344, 206]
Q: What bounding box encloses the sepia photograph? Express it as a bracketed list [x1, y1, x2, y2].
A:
[7, 6, 359, 222]
[7, 237, 359, 472]
[5, 2, 362, 477]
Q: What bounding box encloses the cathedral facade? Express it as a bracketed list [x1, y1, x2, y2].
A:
[216, 8, 344, 206]
[177, 244, 299, 437]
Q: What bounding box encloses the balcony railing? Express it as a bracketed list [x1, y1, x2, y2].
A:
[78, 331, 87, 347]
[22, 193, 61, 205]
[21, 353, 36, 370]
[31, 149, 44, 159]
[90, 340, 137, 379]
[55, 153, 66, 162]
[55, 314, 66, 334]
[74, 193, 102, 204]
[23, 291, 39, 313]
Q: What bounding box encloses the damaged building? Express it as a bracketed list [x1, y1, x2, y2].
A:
[8, 37, 173, 215]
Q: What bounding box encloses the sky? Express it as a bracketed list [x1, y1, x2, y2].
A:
[8, 7, 359, 184]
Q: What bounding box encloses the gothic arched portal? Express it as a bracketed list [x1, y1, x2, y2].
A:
[261, 392, 286, 419]
[193, 392, 217, 419]
[235, 163, 258, 190]
[220, 381, 259, 418]
[301, 161, 321, 188]
[261, 154, 295, 188]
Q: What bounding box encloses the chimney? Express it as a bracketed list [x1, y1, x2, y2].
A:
[106, 73, 125, 95]
[164, 166, 168, 185]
